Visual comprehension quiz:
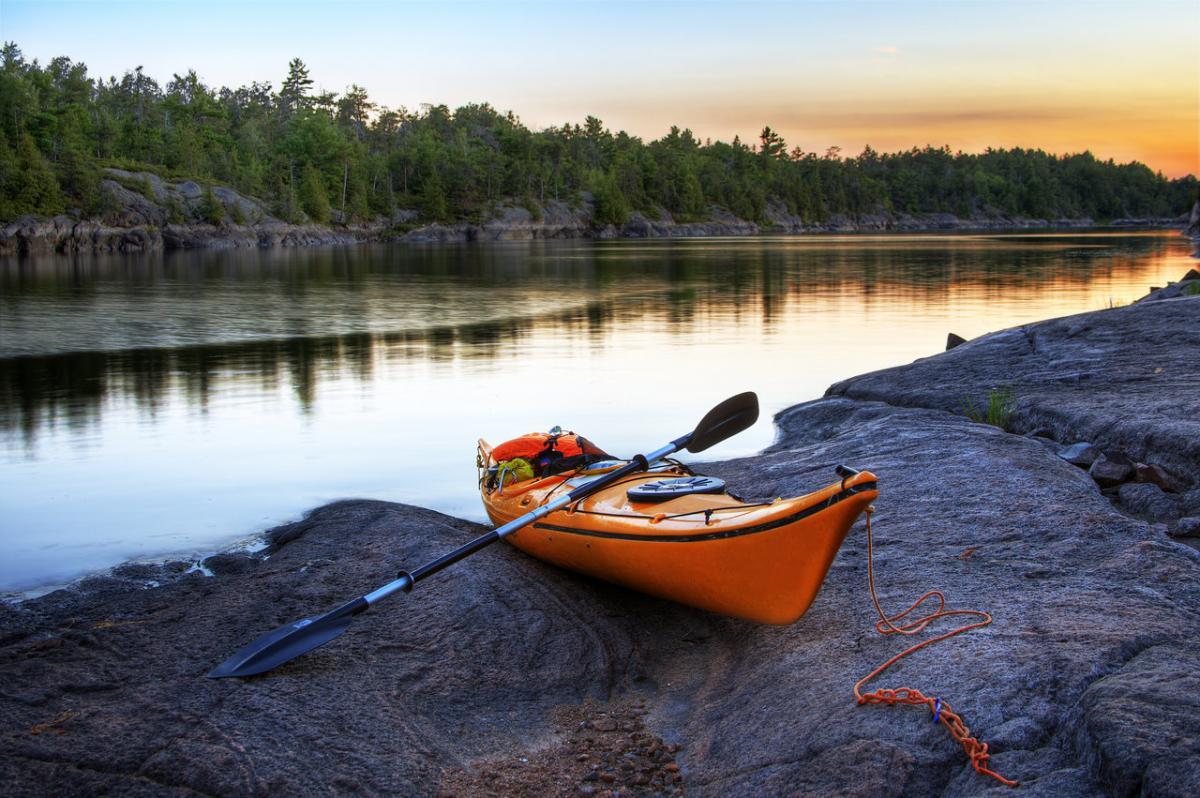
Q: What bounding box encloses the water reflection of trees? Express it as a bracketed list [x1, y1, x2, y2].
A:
[0, 234, 1173, 447]
[0, 302, 626, 445]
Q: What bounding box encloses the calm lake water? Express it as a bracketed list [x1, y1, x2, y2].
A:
[0, 231, 1193, 594]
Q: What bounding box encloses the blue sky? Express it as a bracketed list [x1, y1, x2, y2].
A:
[3, 0, 1197, 174]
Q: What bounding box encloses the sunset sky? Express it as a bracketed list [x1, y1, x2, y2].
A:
[3, 0, 1197, 177]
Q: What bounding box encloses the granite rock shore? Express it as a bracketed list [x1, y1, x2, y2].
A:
[1, 291, 1198, 796]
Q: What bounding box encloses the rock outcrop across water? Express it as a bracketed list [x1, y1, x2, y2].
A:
[1, 169, 1192, 255]
[2, 297, 1199, 796]
[0, 169, 400, 256]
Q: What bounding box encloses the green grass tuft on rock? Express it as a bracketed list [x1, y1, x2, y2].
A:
[963, 386, 1015, 430]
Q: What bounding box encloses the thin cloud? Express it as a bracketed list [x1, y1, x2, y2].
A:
[873, 46, 899, 55]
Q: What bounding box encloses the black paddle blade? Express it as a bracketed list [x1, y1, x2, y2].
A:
[687, 391, 759, 453]
[207, 598, 365, 678]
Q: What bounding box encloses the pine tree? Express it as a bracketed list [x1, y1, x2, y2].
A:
[759, 126, 787, 161]
[421, 167, 448, 222]
[57, 139, 100, 212]
[0, 128, 16, 219]
[273, 175, 303, 224]
[165, 195, 185, 224]
[345, 166, 369, 221]
[678, 169, 706, 220]
[370, 170, 396, 217]
[278, 58, 313, 119]
[590, 169, 629, 225]
[299, 164, 330, 223]
[15, 132, 63, 215]
[199, 185, 225, 225]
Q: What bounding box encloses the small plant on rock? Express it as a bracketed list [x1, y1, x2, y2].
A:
[228, 201, 246, 225]
[165, 196, 185, 224]
[200, 185, 225, 226]
[962, 386, 1015, 430]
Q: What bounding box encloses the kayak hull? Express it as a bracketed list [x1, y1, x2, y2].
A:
[478, 446, 877, 624]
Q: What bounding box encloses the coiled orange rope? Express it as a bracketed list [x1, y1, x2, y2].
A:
[855, 506, 1018, 787]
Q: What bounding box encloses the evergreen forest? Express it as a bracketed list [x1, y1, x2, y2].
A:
[1, 44, 1195, 226]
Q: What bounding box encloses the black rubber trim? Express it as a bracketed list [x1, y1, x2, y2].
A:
[532, 481, 877, 543]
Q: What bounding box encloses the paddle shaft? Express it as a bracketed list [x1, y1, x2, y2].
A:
[361, 437, 687, 608]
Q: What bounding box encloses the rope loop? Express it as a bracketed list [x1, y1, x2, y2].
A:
[855, 507, 1018, 788]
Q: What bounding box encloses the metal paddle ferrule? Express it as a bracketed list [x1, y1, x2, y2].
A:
[361, 497, 571, 607]
[208, 392, 759, 678]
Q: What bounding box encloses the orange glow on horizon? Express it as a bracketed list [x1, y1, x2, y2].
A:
[519, 24, 1200, 180]
[559, 85, 1198, 179]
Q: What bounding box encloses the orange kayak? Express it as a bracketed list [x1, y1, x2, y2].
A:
[477, 440, 878, 624]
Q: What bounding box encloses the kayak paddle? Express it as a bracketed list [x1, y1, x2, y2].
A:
[208, 391, 759, 678]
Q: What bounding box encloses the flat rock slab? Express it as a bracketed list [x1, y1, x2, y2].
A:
[828, 296, 1200, 487]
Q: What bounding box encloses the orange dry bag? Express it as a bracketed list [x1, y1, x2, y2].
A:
[491, 429, 610, 476]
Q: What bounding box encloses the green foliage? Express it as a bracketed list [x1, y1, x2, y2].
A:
[1183, 281, 1200, 297]
[299, 164, 330, 223]
[164, 195, 185, 224]
[274, 175, 303, 224]
[343, 162, 370, 221]
[0, 42, 1195, 226]
[56, 141, 100, 212]
[962, 386, 1015, 430]
[227, 200, 246, 225]
[421, 166, 448, 222]
[110, 172, 151, 197]
[589, 169, 630, 226]
[121, 175, 156, 201]
[199, 185, 225, 225]
[0, 128, 19, 219]
[520, 193, 542, 221]
[14, 131, 63, 215]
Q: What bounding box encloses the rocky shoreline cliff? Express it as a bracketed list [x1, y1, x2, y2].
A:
[1, 168, 1193, 256]
[1, 281, 1197, 796]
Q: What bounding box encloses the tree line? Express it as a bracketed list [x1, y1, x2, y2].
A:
[1, 43, 1195, 227]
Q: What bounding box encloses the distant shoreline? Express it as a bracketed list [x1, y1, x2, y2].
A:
[0, 204, 1190, 258]
[0, 167, 1195, 257]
